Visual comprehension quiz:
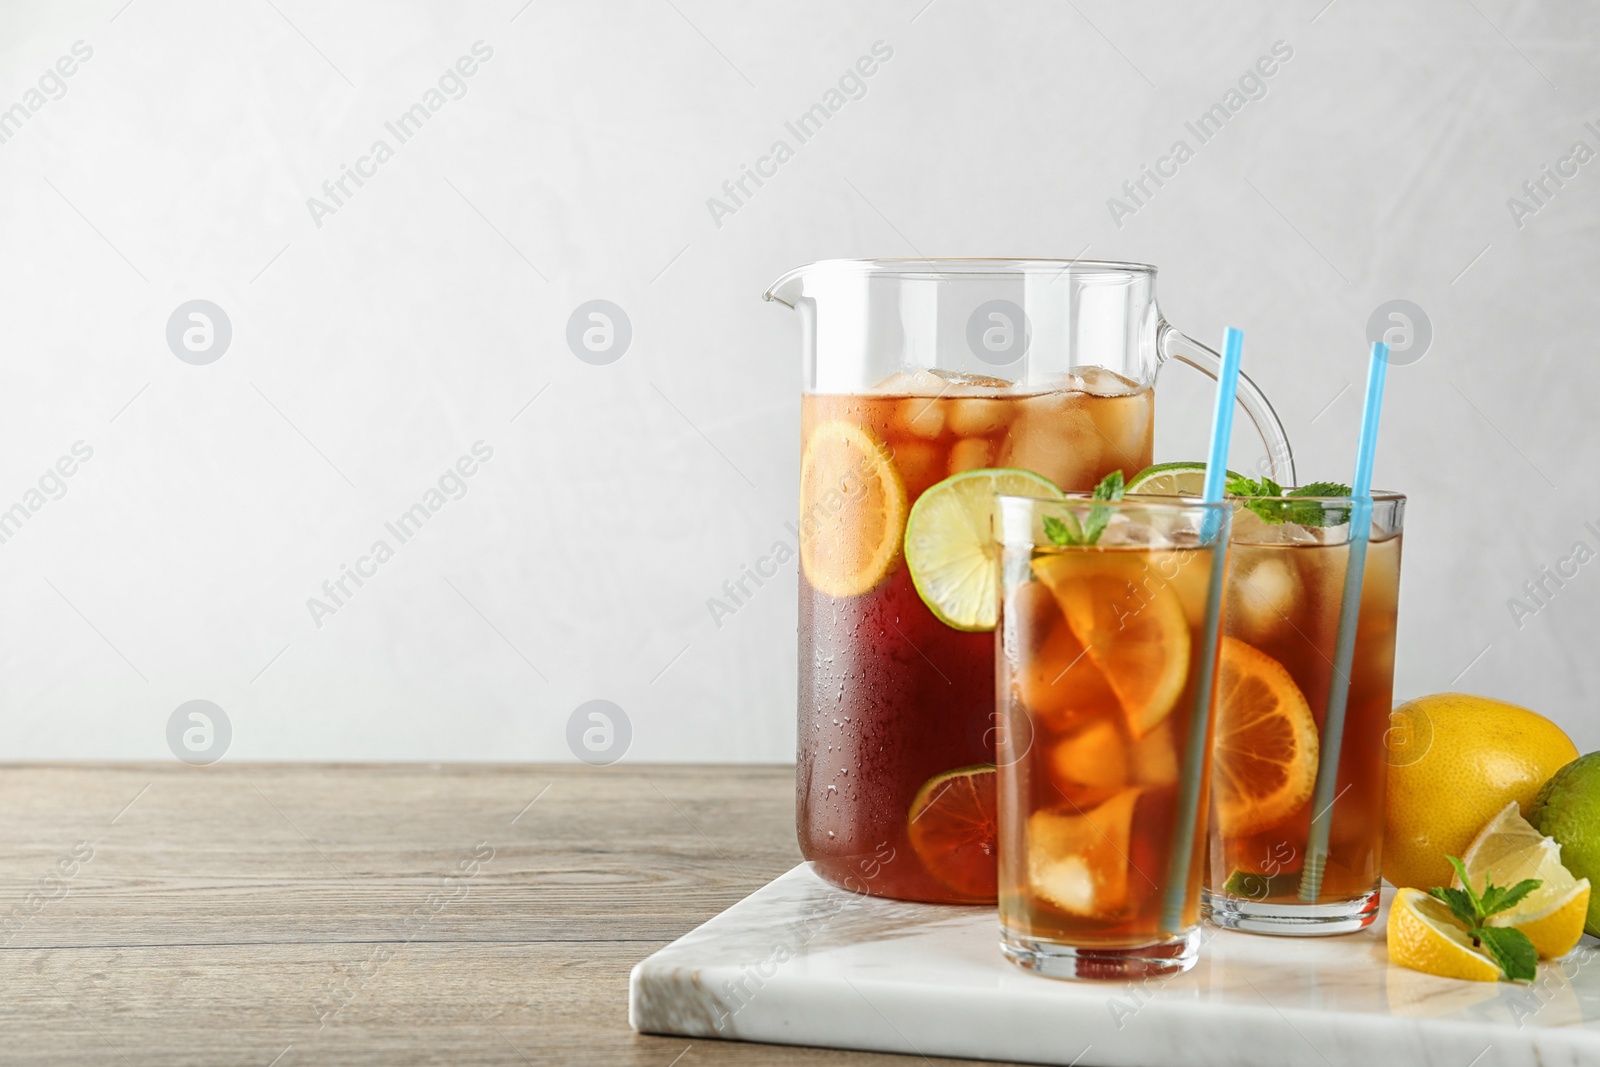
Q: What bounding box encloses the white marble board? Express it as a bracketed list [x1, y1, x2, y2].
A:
[630, 865, 1600, 1066]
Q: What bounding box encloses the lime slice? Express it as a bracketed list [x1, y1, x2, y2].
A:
[1125, 461, 1239, 496]
[906, 764, 998, 899]
[904, 467, 1062, 631]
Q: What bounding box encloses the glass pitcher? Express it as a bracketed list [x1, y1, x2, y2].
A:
[764, 259, 1295, 903]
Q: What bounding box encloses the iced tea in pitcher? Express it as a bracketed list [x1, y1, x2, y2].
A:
[768, 258, 1297, 905]
[797, 369, 1151, 902]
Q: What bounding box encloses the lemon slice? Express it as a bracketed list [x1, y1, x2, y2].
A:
[903, 468, 1062, 631]
[1457, 801, 1592, 959]
[799, 420, 907, 598]
[1032, 554, 1191, 736]
[1125, 462, 1238, 496]
[1388, 887, 1502, 982]
[1212, 637, 1320, 838]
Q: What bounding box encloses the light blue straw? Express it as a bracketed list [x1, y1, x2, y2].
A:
[1299, 341, 1389, 902]
[1160, 327, 1243, 932]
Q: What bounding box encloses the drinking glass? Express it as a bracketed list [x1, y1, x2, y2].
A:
[1202, 492, 1405, 934]
[996, 494, 1231, 978]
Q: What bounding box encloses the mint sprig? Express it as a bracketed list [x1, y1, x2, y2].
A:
[1043, 470, 1125, 547]
[1225, 474, 1354, 528]
[1427, 855, 1541, 981]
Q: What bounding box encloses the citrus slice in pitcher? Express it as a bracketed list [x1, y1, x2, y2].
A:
[906, 765, 998, 898]
[1212, 637, 1320, 837]
[1032, 555, 1190, 736]
[799, 420, 907, 598]
[903, 467, 1062, 631]
[1125, 461, 1239, 496]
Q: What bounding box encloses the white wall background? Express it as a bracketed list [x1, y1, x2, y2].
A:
[0, 0, 1595, 763]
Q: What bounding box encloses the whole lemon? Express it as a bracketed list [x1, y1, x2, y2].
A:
[1383, 693, 1577, 890]
[1528, 752, 1600, 936]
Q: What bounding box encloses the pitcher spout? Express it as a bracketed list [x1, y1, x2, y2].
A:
[763, 264, 809, 308]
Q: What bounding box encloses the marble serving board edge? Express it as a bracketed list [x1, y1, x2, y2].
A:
[629, 865, 1600, 1067]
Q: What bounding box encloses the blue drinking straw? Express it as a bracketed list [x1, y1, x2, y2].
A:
[1160, 327, 1243, 933]
[1299, 341, 1389, 902]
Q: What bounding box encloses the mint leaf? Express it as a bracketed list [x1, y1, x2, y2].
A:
[1227, 475, 1353, 528]
[1080, 470, 1126, 544]
[1283, 482, 1353, 527]
[1428, 886, 1481, 930]
[1043, 471, 1125, 547]
[1476, 925, 1539, 982]
[1446, 856, 1485, 915]
[1432, 856, 1544, 981]
[1291, 481, 1352, 497]
[1482, 878, 1543, 919]
[1042, 515, 1082, 546]
[1091, 470, 1126, 502]
[1225, 474, 1280, 498]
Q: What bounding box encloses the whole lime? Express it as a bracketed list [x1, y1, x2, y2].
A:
[1528, 752, 1600, 937]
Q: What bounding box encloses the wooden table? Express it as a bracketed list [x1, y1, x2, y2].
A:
[0, 764, 1023, 1066]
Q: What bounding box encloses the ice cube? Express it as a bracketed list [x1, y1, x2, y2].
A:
[928, 368, 1015, 392]
[1230, 553, 1299, 642]
[1027, 789, 1139, 918]
[1049, 719, 1131, 798]
[895, 397, 946, 439]
[996, 391, 1102, 490]
[1098, 394, 1153, 466]
[872, 369, 949, 396]
[1095, 512, 1162, 548]
[1012, 372, 1086, 397]
[1077, 366, 1141, 397]
[1279, 521, 1326, 545]
[948, 437, 993, 476]
[946, 397, 1011, 436]
[1134, 721, 1179, 788]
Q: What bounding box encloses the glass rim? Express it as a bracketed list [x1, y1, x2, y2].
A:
[1218, 489, 1405, 505]
[764, 258, 1155, 304]
[1043, 489, 1405, 506]
[996, 493, 1231, 514]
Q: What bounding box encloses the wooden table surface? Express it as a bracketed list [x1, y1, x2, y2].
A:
[0, 763, 1030, 1066]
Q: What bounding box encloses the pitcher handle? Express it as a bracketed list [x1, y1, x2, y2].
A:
[1157, 321, 1297, 485]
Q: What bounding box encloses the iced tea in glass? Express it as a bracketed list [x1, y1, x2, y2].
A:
[1202, 492, 1404, 933]
[798, 371, 1152, 902]
[995, 494, 1229, 977]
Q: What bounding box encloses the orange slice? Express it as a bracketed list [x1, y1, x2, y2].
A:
[798, 420, 907, 598]
[1032, 554, 1191, 737]
[906, 765, 997, 899]
[1213, 637, 1320, 837]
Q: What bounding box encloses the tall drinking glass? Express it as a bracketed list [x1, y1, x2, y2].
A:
[996, 494, 1231, 978]
[1202, 492, 1405, 934]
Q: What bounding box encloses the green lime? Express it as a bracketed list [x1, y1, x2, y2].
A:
[1220, 869, 1302, 900]
[1528, 751, 1600, 936]
[1125, 461, 1239, 496]
[904, 467, 1062, 631]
